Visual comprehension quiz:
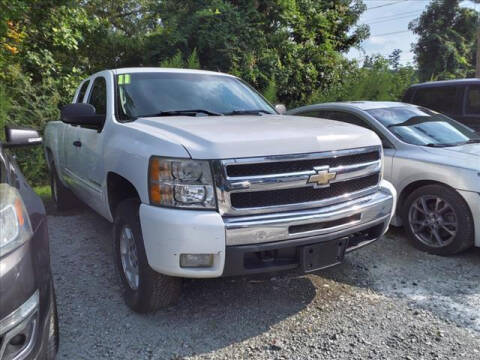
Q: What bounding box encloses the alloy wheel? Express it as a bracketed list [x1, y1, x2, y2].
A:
[408, 195, 458, 248]
[119, 225, 140, 290]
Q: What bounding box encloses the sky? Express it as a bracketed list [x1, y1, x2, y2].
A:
[347, 0, 478, 65]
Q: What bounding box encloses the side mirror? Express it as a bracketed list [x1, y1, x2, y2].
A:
[275, 104, 287, 115]
[61, 103, 104, 128]
[3, 126, 42, 148]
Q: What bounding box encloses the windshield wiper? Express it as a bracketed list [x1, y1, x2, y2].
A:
[423, 143, 453, 148]
[454, 139, 480, 145]
[223, 109, 273, 116]
[138, 109, 223, 117]
[387, 115, 446, 128]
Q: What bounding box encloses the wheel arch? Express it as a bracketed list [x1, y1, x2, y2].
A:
[397, 180, 474, 230]
[107, 172, 141, 218]
[398, 180, 457, 213]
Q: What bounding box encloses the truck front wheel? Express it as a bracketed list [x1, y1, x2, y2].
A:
[113, 198, 182, 313]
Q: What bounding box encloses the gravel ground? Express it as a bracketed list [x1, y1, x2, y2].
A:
[47, 205, 480, 359]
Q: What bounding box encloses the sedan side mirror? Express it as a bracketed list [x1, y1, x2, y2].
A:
[3, 126, 42, 148]
[61, 103, 105, 128]
[275, 104, 287, 115]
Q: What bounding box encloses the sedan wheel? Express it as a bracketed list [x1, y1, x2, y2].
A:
[402, 184, 473, 255]
[408, 195, 458, 248]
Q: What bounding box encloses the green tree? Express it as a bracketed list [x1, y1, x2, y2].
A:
[145, 0, 369, 106]
[409, 0, 479, 81]
[309, 53, 417, 104]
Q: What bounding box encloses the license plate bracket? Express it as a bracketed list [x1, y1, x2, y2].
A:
[302, 238, 348, 273]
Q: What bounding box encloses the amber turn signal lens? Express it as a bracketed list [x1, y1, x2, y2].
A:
[14, 199, 24, 226]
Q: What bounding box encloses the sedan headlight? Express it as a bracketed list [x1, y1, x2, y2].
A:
[148, 157, 216, 209]
[0, 184, 33, 255]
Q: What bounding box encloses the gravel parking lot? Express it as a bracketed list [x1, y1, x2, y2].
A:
[47, 205, 480, 359]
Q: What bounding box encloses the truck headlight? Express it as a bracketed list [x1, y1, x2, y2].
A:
[149, 157, 216, 209]
[0, 184, 33, 255]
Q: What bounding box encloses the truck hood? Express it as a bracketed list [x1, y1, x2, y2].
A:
[133, 115, 380, 159]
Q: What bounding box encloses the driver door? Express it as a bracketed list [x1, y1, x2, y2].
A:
[63, 80, 90, 189]
[75, 76, 108, 214]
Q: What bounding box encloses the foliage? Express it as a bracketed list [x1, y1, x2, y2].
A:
[0, 66, 61, 185]
[159, 49, 201, 69]
[308, 52, 417, 104]
[145, 0, 369, 106]
[0, 0, 422, 185]
[409, 0, 479, 81]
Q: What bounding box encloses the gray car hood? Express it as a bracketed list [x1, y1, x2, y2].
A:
[133, 115, 381, 159]
[422, 143, 480, 170]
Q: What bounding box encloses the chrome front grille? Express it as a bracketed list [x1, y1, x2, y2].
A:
[212, 146, 382, 216]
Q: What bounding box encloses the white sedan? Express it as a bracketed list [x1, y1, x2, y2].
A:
[288, 101, 480, 255]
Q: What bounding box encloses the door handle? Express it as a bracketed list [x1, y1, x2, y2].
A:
[73, 140, 82, 147]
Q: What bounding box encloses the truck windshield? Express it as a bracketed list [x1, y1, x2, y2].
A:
[115, 72, 275, 119]
[367, 106, 480, 147]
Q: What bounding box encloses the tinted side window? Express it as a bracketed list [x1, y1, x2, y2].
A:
[76, 81, 90, 103]
[466, 85, 480, 115]
[412, 86, 458, 115]
[402, 87, 415, 103]
[88, 77, 107, 115]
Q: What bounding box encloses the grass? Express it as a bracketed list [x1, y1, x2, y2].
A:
[34, 185, 51, 202]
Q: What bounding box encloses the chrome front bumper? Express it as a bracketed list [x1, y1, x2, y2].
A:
[224, 183, 395, 246]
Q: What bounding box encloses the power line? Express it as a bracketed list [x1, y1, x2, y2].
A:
[367, 1, 409, 10]
[363, 9, 422, 23]
[364, 9, 421, 21]
[372, 30, 411, 36]
[366, 12, 421, 25]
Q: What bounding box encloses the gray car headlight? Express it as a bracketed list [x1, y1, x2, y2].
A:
[148, 157, 216, 209]
[0, 184, 33, 255]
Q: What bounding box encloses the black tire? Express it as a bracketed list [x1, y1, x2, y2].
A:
[43, 280, 59, 360]
[402, 184, 474, 255]
[113, 198, 182, 313]
[49, 161, 76, 211]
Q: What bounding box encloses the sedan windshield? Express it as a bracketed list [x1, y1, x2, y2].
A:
[116, 72, 275, 119]
[366, 106, 480, 147]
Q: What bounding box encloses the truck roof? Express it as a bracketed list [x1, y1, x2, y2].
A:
[110, 67, 233, 77]
[408, 78, 480, 88]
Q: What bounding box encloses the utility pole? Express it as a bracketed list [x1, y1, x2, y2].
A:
[477, 25, 480, 77]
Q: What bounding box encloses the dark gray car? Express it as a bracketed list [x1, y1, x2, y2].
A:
[0, 127, 58, 359]
[403, 78, 480, 132]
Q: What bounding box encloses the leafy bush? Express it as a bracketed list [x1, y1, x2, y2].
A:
[0, 67, 61, 186]
[307, 55, 417, 105]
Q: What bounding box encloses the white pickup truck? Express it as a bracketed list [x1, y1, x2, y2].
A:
[44, 68, 396, 313]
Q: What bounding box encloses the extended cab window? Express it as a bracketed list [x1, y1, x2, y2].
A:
[88, 77, 107, 115]
[466, 85, 480, 115]
[412, 86, 458, 115]
[76, 81, 90, 103]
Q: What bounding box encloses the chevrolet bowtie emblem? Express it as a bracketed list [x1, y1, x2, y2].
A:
[307, 167, 337, 188]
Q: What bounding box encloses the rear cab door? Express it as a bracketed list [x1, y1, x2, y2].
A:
[74, 72, 111, 215]
[62, 79, 90, 186]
